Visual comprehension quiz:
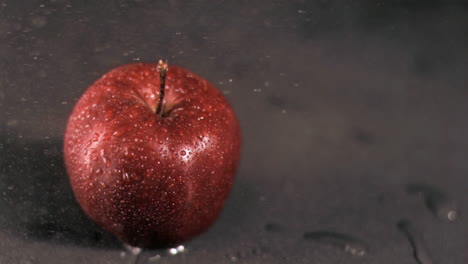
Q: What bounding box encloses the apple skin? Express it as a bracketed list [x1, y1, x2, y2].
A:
[64, 63, 241, 248]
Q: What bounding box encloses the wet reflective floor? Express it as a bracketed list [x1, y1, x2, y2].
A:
[2, 1, 468, 263]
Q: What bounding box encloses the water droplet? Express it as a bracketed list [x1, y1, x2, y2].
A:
[100, 149, 111, 167]
[303, 231, 368, 256]
[123, 172, 130, 181]
[407, 183, 458, 221]
[123, 243, 142, 255]
[113, 127, 126, 137]
[447, 211, 457, 221]
[104, 111, 115, 122]
[176, 245, 185, 253]
[148, 254, 161, 262]
[95, 168, 103, 175]
[179, 150, 187, 156]
[397, 219, 434, 264]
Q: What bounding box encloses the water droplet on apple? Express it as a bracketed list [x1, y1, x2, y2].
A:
[123, 172, 130, 181]
[145, 168, 154, 177]
[95, 168, 103, 175]
[100, 149, 111, 167]
[113, 127, 127, 137]
[124, 147, 129, 156]
[104, 110, 115, 121]
[179, 150, 187, 156]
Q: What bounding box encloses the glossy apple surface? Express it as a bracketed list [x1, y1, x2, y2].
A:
[64, 63, 241, 248]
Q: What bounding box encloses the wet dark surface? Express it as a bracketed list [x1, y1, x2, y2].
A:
[1, 0, 468, 263]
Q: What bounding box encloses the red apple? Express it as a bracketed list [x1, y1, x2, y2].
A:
[64, 61, 241, 248]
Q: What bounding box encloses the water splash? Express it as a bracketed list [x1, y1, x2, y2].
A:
[146, 245, 186, 262]
[303, 231, 368, 256]
[407, 183, 458, 221]
[397, 219, 434, 264]
[168, 245, 185, 255]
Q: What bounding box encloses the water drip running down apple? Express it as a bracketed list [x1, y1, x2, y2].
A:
[64, 60, 241, 248]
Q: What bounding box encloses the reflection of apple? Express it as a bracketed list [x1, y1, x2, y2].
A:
[64, 61, 241, 248]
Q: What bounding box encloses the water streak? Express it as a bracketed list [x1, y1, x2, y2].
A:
[407, 184, 458, 221]
[303, 231, 368, 256]
[397, 219, 434, 264]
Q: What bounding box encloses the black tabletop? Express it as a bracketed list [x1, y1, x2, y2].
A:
[1, 1, 468, 263]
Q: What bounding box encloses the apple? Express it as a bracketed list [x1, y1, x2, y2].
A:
[64, 61, 241, 248]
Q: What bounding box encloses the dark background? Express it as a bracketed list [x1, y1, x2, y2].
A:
[1, 0, 468, 263]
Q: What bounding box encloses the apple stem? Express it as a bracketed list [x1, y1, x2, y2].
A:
[156, 60, 168, 116]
